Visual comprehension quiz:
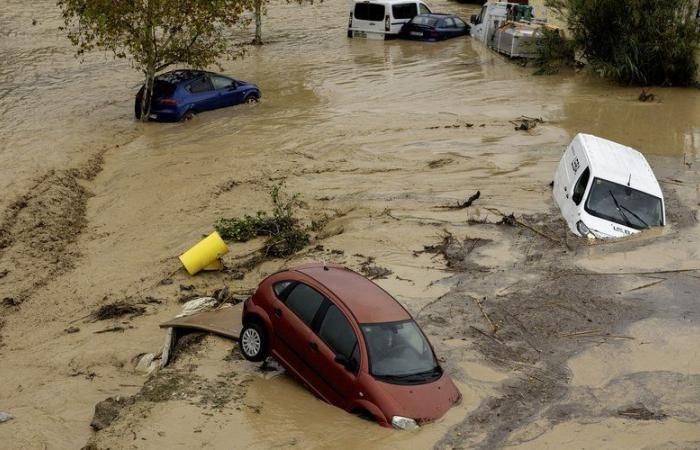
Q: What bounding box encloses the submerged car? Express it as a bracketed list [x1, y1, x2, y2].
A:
[398, 14, 470, 41]
[239, 263, 461, 429]
[553, 133, 665, 239]
[347, 0, 432, 40]
[134, 69, 261, 122]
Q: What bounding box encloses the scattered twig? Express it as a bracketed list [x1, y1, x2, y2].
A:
[94, 326, 126, 334]
[470, 325, 506, 345]
[559, 329, 602, 337]
[625, 278, 666, 292]
[473, 296, 498, 334]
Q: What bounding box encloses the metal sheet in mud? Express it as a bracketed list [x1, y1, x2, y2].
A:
[160, 304, 243, 340]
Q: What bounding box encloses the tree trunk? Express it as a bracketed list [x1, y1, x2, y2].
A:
[253, 0, 263, 45]
[139, 66, 156, 122]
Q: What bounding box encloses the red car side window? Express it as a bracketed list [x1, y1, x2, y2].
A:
[272, 280, 295, 299]
[318, 305, 360, 372]
[284, 283, 325, 327]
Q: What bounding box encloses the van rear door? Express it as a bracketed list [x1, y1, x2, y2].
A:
[351, 2, 387, 38]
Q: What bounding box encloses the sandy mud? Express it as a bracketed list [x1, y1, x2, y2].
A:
[1, 0, 699, 449]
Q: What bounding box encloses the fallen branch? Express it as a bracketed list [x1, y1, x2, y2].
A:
[485, 208, 563, 245]
[438, 191, 481, 210]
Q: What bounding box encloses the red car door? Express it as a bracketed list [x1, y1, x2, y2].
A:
[305, 301, 361, 410]
[270, 282, 333, 402]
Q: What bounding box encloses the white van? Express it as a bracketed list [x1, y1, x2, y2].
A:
[348, 0, 433, 40]
[553, 134, 665, 239]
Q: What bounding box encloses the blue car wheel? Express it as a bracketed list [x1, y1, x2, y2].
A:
[244, 93, 260, 104]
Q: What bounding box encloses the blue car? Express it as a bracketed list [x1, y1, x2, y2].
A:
[134, 70, 261, 122]
[398, 14, 470, 41]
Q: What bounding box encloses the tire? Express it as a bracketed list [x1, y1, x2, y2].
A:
[239, 322, 268, 362]
[181, 109, 197, 121]
[244, 94, 260, 104]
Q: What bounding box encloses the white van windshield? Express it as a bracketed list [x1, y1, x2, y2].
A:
[585, 178, 663, 229]
[355, 3, 385, 21]
[393, 3, 418, 19]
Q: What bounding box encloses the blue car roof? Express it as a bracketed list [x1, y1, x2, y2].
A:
[156, 70, 235, 85]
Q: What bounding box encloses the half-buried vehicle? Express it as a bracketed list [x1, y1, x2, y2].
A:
[239, 263, 461, 429]
[553, 133, 665, 239]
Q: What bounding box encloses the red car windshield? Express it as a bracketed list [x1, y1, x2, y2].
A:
[361, 320, 441, 384]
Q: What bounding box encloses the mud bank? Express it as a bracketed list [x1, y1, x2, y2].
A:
[1, 0, 699, 448]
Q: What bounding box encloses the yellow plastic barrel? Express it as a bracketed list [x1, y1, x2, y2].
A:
[179, 231, 229, 275]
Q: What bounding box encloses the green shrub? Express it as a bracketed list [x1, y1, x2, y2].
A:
[533, 28, 576, 75]
[548, 0, 700, 85]
[215, 184, 309, 258]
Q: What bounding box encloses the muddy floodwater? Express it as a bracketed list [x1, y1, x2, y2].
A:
[1, 0, 700, 449]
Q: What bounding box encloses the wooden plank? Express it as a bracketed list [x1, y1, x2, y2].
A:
[160, 303, 243, 340]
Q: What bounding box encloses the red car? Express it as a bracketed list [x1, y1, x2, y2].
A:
[240, 263, 461, 429]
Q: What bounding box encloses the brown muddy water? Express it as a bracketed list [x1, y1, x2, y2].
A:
[1, 0, 700, 449]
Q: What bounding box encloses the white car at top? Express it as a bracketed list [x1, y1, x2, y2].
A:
[553, 133, 665, 239]
[348, 0, 433, 40]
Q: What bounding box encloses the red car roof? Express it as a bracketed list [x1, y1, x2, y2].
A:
[294, 264, 411, 324]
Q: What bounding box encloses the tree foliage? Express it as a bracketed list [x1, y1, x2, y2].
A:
[533, 28, 576, 75]
[547, 0, 700, 85]
[58, 0, 252, 120]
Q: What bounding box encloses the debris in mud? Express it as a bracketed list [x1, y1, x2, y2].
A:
[140, 370, 195, 402]
[511, 116, 544, 131]
[214, 178, 239, 196]
[439, 191, 481, 210]
[90, 396, 134, 431]
[359, 257, 393, 280]
[256, 359, 285, 380]
[177, 297, 218, 318]
[0, 269, 7, 279]
[2, 296, 20, 307]
[421, 231, 490, 271]
[0, 412, 13, 423]
[638, 89, 655, 102]
[497, 213, 517, 226]
[94, 325, 129, 334]
[135, 352, 159, 374]
[428, 158, 454, 169]
[617, 404, 667, 420]
[92, 302, 146, 321]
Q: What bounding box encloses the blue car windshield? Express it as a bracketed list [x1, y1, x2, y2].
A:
[412, 16, 438, 26]
[361, 320, 440, 382]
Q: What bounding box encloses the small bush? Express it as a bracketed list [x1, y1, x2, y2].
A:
[533, 28, 576, 75]
[548, 0, 700, 85]
[215, 184, 310, 258]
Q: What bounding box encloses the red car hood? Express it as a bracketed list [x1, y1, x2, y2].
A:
[377, 373, 461, 423]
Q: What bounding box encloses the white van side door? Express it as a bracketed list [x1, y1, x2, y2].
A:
[562, 153, 591, 227]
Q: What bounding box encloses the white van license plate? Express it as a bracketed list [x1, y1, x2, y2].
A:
[410, 31, 423, 37]
[353, 30, 367, 38]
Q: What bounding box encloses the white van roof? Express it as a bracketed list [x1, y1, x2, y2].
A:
[575, 133, 663, 199]
[352, 0, 423, 4]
